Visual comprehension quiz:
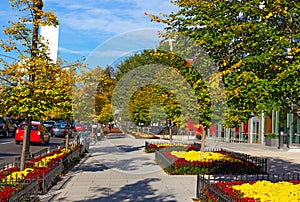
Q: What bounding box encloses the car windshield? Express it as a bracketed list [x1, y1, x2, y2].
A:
[44, 121, 55, 124]
[53, 124, 67, 128]
[20, 124, 38, 130]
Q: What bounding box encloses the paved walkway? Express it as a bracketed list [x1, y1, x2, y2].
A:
[39, 134, 300, 202]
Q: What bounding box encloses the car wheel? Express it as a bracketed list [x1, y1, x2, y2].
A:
[15, 141, 20, 145]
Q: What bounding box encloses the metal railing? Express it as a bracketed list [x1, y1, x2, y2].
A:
[0, 144, 84, 200]
[196, 173, 300, 201]
[1, 177, 39, 202]
[155, 148, 267, 175]
[40, 163, 63, 194]
[0, 157, 20, 171]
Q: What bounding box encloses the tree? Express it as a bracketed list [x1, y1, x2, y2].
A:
[147, 0, 300, 127]
[128, 85, 181, 126]
[95, 66, 115, 124]
[0, 0, 79, 170]
[72, 66, 102, 122]
[114, 48, 213, 143]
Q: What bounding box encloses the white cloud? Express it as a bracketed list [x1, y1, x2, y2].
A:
[45, 0, 177, 34]
[85, 28, 162, 68]
[1, 0, 177, 62]
[58, 47, 90, 55]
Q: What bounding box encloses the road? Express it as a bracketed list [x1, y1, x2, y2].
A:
[0, 136, 72, 164]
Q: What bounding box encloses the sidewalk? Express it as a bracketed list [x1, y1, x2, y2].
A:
[40, 134, 300, 202]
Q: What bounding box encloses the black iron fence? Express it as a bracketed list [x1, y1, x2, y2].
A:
[0, 143, 84, 200]
[39, 161, 63, 194]
[196, 173, 300, 201]
[215, 148, 268, 174]
[155, 148, 268, 175]
[31, 142, 66, 159]
[8, 178, 39, 201]
[0, 156, 21, 171]
[0, 140, 84, 172]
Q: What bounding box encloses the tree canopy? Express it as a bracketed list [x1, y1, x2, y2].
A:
[113, 47, 216, 130]
[147, 0, 300, 127]
[0, 0, 81, 121]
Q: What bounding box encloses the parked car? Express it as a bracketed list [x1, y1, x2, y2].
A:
[83, 122, 92, 131]
[0, 116, 17, 137]
[15, 121, 50, 145]
[42, 120, 56, 132]
[51, 123, 72, 138]
[72, 122, 85, 132]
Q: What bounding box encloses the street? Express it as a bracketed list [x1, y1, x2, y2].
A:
[0, 136, 71, 164]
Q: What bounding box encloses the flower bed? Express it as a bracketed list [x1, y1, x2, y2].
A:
[155, 149, 266, 175]
[198, 174, 300, 202]
[0, 144, 81, 200]
[130, 131, 160, 139]
[145, 141, 200, 153]
[0, 173, 38, 202]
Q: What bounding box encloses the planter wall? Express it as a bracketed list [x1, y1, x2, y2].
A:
[9, 178, 39, 202]
[0, 145, 83, 201]
[265, 138, 278, 147]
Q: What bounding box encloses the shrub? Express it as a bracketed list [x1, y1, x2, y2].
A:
[265, 133, 278, 139]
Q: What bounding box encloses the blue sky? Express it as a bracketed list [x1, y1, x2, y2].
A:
[0, 0, 177, 67]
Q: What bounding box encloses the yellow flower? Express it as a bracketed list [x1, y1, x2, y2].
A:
[170, 151, 242, 162]
[3, 168, 34, 184]
[231, 180, 300, 201]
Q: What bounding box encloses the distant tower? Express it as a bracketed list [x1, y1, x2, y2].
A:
[40, 26, 59, 63]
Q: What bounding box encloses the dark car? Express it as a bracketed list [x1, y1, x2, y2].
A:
[0, 117, 17, 137]
[42, 120, 56, 132]
[15, 121, 50, 145]
[51, 123, 72, 138]
[83, 122, 92, 131]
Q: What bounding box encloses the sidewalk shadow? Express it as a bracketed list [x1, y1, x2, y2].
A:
[117, 145, 144, 152]
[57, 178, 177, 202]
[106, 133, 126, 139]
[90, 145, 145, 155]
[268, 157, 300, 175]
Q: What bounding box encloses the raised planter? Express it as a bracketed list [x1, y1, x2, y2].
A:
[155, 148, 267, 175]
[145, 141, 201, 153]
[4, 178, 39, 202]
[40, 164, 63, 194]
[0, 144, 83, 201]
[265, 138, 278, 147]
[196, 174, 300, 201]
[265, 134, 278, 147]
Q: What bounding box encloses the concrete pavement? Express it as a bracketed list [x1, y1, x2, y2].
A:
[39, 133, 300, 202]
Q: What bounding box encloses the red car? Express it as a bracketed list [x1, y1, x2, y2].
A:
[15, 121, 50, 145]
[72, 123, 85, 132]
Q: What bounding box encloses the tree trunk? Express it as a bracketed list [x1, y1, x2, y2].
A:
[200, 128, 207, 152]
[169, 121, 172, 142]
[65, 123, 70, 148]
[20, 124, 28, 171]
